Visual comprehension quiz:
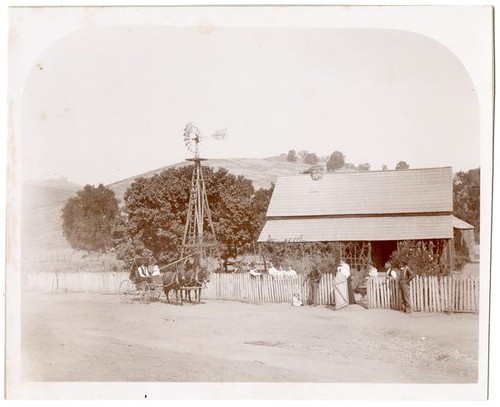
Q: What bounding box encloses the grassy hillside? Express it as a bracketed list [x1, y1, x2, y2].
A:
[107, 156, 311, 202]
[22, 180, 81, 258]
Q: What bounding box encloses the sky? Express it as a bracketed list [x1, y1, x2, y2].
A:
[20, 24, 480, 186]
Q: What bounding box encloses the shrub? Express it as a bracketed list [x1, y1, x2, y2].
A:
[389, 240, 449, 276]
[259, 242, 342, 274]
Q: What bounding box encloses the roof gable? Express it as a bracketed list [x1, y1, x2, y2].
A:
[453, 215, 474, 229]
[266, 167, 453, 217]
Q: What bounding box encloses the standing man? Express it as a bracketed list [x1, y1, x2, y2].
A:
[399, 261, 414, 313]
[306, 264, 322, 306]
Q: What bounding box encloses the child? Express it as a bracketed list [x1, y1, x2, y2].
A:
[292, 293, 303, 306]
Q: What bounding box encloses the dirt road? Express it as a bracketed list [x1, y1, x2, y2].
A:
[21, 292, 478, 383]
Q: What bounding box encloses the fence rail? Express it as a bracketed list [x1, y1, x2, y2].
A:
[23, 272, 479, 313]
[366, 275, 479, 313]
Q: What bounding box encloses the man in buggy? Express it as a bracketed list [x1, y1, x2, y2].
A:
[129, 258, 154, 286]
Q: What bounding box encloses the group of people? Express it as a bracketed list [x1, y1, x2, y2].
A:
[302, 259, 356, 307]
[213, 255, 415, 313]
[301, 259, 414, 313]
[245, 261, 298, 278]
[135, 263, 161, 283]
[266, 262, 298, 278]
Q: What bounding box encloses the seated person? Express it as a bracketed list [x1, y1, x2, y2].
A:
[291, 293, 303, 306]
[149, 264, 162, 284]
[136, 264, 152, 283]
[150, 265, 161, 276]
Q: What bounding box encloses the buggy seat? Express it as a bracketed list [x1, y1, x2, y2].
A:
[129, 268, 150, 286]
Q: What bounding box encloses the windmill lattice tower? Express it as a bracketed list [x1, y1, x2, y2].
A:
[181, 123, 217, 258]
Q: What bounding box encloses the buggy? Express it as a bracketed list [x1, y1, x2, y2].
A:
[119, 257, 164, 303]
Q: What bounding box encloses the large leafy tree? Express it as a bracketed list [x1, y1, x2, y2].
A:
[119, 166, 272, 264]
[61, 184, 119, 252]
[453, 168, 480, 242]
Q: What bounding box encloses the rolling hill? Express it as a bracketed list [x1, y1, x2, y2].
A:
[22, 156, 312, 256]
[107, 156, 311, 202]
[22, 179, 83, 257]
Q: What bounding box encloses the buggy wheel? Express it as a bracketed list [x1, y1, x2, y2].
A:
[119, 280, 135, 303]
[139, 281, 152, 304]
[151, 286, 162, 302]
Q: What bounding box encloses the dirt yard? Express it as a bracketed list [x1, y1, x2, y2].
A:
[21, 292, 478, 383]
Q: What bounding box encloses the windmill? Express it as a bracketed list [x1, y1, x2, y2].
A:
[181, 122, 220, 259]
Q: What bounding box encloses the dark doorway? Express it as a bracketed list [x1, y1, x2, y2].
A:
[371, 241, 398, 270]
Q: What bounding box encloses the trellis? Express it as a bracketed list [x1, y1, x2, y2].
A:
[339, 241, 372, 271]
[258, 241, 373, 272]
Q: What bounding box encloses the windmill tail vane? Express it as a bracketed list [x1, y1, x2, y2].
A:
[211, 128, 228, 140]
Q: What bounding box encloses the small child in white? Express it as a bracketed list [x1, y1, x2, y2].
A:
[292, 293, 303, 306]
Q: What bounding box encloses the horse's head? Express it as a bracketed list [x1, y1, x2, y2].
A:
[204, 257, 222, 273]
[172, 265, 187, 285]
[198, 267, 212, 286]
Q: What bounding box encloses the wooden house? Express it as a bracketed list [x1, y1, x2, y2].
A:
[258, 167, 473, 270]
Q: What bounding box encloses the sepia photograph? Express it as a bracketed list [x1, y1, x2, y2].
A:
[4, 3, 494, 400]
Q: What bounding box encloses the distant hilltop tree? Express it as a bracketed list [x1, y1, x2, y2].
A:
[297, 150, 309, 160]
[396, 161, 410, 170]
[61, 184, 119, 252]
[304, 152, 320, 165]
[357, 163, 371, 171]
[287, 149, 298, 162]
[326, 151, 345, 172]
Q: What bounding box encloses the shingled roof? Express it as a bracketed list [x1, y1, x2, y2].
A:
[266, 167, 453, 218]
[258, 167, 455, 242]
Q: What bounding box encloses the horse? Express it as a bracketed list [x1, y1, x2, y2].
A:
[161, 270, 185, 304]
[181, 267, 212, 303]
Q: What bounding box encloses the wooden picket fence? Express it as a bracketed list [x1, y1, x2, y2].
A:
[23, 272, 479, 313]
[366, 275, 479, 313]
[23, 271, 345, 305]
[24, 271, 128, 294]
[203, 273, 346, 305]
